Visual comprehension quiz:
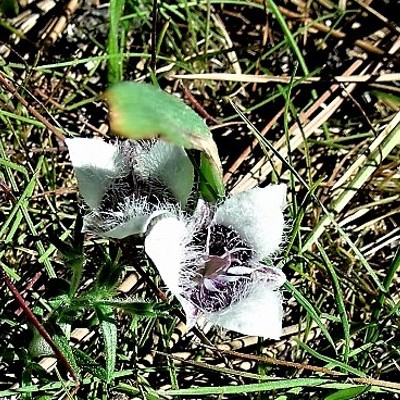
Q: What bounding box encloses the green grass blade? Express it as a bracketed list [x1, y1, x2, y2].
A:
[316, 241, 350, 362]
[266, 0, 309, 76]
[366, 245, 400, 343]
[284, 281, 335, 349]
[295, 340, 366, 377]
[160, 378, 334, 396]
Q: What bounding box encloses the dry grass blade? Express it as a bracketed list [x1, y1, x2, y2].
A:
[174, 72, 400, 84]
[230, 60, 366, 193]
[303, 111, 400, 251]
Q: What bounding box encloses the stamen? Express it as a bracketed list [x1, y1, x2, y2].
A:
[182, 223, 257, 313]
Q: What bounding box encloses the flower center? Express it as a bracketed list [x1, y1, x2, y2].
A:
[97, 140, 175, 216]
[100, 173, 174, 214]
[203, 252, 232, 279]
[188, 224, 256, 313]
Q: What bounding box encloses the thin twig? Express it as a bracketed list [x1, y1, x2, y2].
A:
[0, 268, 79, 381]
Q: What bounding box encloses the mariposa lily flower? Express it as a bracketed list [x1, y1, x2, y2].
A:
[66, 137, 194, 239]
[145, 184, 287, 339]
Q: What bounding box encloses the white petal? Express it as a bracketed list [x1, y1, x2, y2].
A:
[215, 185, 287, 260]
[106, 210, 175, 238]
[178, 296, 199, 329]
[145, 217, 200, 327]
[260, 266, 287, 288]
[205, 284, 284, 339]
[145, 217, 188, 296]
[84, 214, 150, 239]
[136, 141, 194, 205]
[66, 138, 122, 209]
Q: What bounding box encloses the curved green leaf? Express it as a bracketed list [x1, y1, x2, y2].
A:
[324, 385, 371, 400]
[105, 82, 224, 202]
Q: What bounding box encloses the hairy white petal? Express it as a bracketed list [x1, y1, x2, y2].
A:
[84, 214, 150, 239]
[66, 138, 122, 209]
[83, 195, 174, 239]
[135, 141, 194, 205]
[260, 265, 287, 289]
[105, 210, 174, 238]
[205, 284, 284, 339]
[145, 217, 200, 326]
[145, 217, 188, 295]
[215, 185, 287, 260]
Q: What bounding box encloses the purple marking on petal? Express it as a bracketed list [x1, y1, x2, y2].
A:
[183, 223, 257, 313]
[257, 265, 286, 286]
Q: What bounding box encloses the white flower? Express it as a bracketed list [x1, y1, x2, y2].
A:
[145, 184, 287, 339]
[66, 138, 194, 239]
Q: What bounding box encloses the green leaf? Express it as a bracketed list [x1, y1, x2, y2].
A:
[324, 386, 371, 400]
[95, 251, 124, 292]
[316, 242, 350, 361]
[74, 349, 109, 382]
[105, 82, 224, 201]
[98, 299, 169, 317]
[52, 332, 80, 379]
[97, 305, 117, 383]
[48, 222, 84, 298]
[160, 378, 334, 396]
[285, 281, 336, 349]
[29, 329, 53, 358]
[0, 0, 19, 17]
[106, 82, 208, 144]
[295, 340, 366, 377]
[199, 152, 225, 202]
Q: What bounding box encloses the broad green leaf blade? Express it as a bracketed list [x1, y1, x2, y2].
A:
[74, 349, 109, 382]
[105, 82, 224, 201]
[29, 329, 53, 358]
[106, 82, 210, 145]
